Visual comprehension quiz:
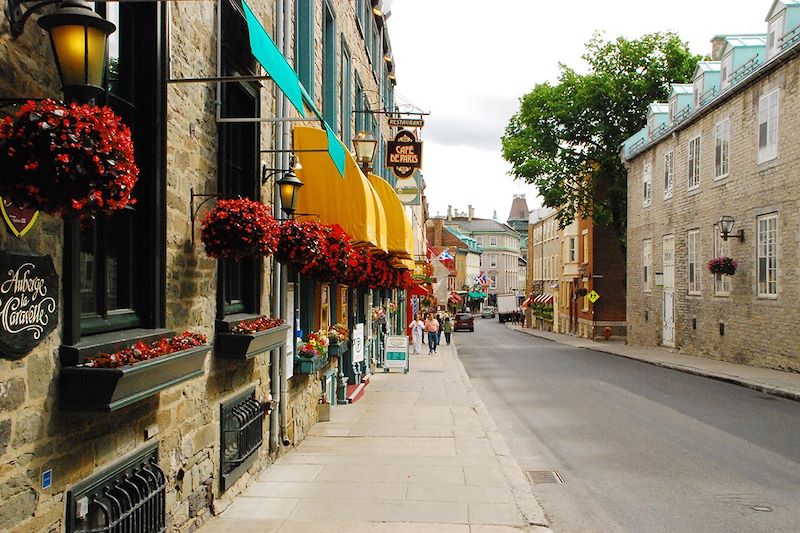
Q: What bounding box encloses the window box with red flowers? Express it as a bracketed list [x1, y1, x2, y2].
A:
[0, 99, 139, 219]
[214, 316, 290, 360]
[59, 331, 210, 411]
[295, 329, 330, 374]
[327, 323, 349, 357]
[201, 198, 279, 259]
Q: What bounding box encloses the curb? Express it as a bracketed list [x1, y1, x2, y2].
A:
[447, 342, 551, 530]
[508, 324, 800, 403]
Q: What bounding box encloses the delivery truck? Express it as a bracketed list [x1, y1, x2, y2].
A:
[495, 294, 517, 323]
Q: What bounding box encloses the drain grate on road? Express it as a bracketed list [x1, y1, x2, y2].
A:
[526, 470, 564, 484]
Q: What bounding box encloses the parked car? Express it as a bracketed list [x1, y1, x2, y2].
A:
[454, 312, 474, 332]
[481, 306, 495, 319]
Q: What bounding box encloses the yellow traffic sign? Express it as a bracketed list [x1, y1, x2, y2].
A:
[587, 290, 600, 303]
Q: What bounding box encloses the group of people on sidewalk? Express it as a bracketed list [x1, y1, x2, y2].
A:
[408, 313, 452, 354]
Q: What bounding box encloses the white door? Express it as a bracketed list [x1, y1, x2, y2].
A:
[662, 235, 675, 347]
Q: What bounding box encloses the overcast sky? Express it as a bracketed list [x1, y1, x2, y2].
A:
[387, 0, 768, 221]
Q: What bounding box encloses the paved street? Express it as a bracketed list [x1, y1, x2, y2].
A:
[457, 318, 800, 532]
[200, 340, 550, 533]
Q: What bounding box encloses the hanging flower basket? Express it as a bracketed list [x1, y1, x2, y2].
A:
[275, 219, 325, 267]
[343, 246, 372, 287]
[303, 223, 353, 282]
[707, 256, 737, 276]
[0, 99, 139, 218]
[200, 198, 279, 259]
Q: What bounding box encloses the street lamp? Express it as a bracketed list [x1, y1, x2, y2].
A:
[5, 0, 117, 102]
[353, 130, 378, 174]
[276, 170, 303, 218]
[718, 215, 744, 242]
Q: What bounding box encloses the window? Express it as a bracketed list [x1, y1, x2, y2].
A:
[693, 75, 704, 108]
[768, 15, 784, 58]
[713, 225, 731, 295]
[757, 213, 778, 297]
[643, 239, 652, 292]
[688, 136, 701, 190]
[687, 230, 700, 294]
[643, 162, 652, 207]
[68, 1, 165, 341]
[322, 2, 337, 126]
[663, 151, 674, 199]
[354, 74, 365, 133]
[340, 41, 352, 148]
[354, 0, 366, 32]
[568, 237, 577, 262]
[758, 88, 780, 164]
[714, 119, 730, 179]
[669, 98, 677, 124]
[489, 275, 497, 289]
[490, 236, 498, 246]
[721, 54, 732, 88]
[295, 0, 314, 96]
[582, 231, 589, 264]
[476, 236, 483, 245]
[489, 254, 497, 268]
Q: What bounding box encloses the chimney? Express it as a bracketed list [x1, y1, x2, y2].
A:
[711, 35, 726, 61]
[468, 205, 474, 222]
[447, 205, 452, 221]
[433, 219, 443, 245]
[493, 210, 497, 221]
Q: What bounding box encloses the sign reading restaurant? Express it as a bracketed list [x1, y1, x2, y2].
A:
[388, 117, 424, 128]
[386, 129, 423, 179]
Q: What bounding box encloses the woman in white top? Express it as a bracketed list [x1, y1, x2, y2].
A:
[408, 314, 425, 354]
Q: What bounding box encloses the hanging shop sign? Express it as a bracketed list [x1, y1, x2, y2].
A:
[395, 173, 421, 206]
[387, 129, 423, 179]
[388, 117, 424, 128]
[352, 323, 364, 364]
[0, 252, 58, 358]
[1, 199, 38, 238]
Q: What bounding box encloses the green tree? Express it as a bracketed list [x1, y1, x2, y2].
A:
[502, 32, 703, 250]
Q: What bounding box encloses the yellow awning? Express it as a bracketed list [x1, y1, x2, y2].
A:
[367, 173, 413, 260]
[366, 178, 388, 253]
[293, 127, 385, 250]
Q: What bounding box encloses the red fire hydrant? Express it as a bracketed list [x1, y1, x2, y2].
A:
[603, 327, 612, 341]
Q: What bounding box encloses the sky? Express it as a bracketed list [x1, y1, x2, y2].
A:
[387, 0, 768, 221]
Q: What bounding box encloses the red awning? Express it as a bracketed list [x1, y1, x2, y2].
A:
[409, 283, 430, 297]
[448, 292, 463, 303]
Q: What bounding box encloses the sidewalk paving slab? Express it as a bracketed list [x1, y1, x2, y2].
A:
[508, 324, 800, 401]
[200, 340, 551, 532]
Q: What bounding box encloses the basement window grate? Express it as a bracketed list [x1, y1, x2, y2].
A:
[526, 470, 564, 484]
[220, 387, 264, 491]
[66, 441, 165, 533]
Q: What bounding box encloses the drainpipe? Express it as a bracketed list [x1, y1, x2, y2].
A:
[279, 0, 292, 447]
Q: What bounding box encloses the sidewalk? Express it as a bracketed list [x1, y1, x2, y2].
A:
[508, 324, 800, 402]
[200, 341, 552, 533]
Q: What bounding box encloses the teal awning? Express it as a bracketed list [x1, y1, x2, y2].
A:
[241, 0, 345, 176]
[468, 291, 486, 299]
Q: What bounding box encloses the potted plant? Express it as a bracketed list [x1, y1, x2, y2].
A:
[59, 331, 210, 411]
[200, 198, 279, 259]
[296, 329, 329, 373]
[215, 316, 290, 360]
[303, 223, 353, 282]
[327, 323, 349, 357]
[275, 219, 324, 267]
[0, 99, 139, 218]
[707, 256, 737, 276]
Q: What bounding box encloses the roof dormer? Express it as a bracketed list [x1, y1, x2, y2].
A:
[766, 0, 800, 58]
[668, 84, 694, 125]
[647, 103, 669, 141]
[693, 61, 721, 107]
[718, 34, 767, 90]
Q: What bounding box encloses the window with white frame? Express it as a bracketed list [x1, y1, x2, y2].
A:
[489, 253, 497, 268]
[687, 229, 701, 294]
[688, 136, 701, 190]
[476, 236, 483, 245]
[490, 236, 498, 246]
[713, 224, 731, 295]
[757, 213, 778, 297]
[643, 162, 652, 207]
[664, 151, 674, 199]
[489, 275, 497, 289]
[768, 15, 784, 58]
[643, 239, 652, 292]
[714, 119, 730, 179]
[568, 237, 577, 262]
[758, 88, 780, 164]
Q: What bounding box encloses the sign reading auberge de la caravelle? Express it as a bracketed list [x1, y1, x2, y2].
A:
[0, 252, 58, 358]
[386, 129, 423, 179]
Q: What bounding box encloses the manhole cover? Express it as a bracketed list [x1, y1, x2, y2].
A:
[526, 470, 563, 484]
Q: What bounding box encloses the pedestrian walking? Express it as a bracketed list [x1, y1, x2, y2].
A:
[424, 313, 439, 354]
[408, 314, 424, 354]
[435, 313, 443, 344]
[442, 316, 453, 345]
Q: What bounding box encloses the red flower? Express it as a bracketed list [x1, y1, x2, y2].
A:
[201, 198, 279, 259]
[82, 331, 207, 368]
[231, 316, 284, 334]
[274, 219, 325, 267]
[0, 99, 139, 218]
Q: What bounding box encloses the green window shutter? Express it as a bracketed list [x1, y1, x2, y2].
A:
[295, 0, 314, 98]
[340, 41, 352, 148]
[322, 2, 337, 126]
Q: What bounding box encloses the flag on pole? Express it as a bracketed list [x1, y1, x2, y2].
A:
[437, 248, 454, 261]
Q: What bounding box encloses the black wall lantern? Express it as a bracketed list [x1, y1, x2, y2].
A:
[276, 170, 303, 218]
[5, 0, 115, 102]
[718, 215, 744, 242]
[353, 130, 378, 174]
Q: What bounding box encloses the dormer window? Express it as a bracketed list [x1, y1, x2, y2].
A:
[768, 14, 785, 58]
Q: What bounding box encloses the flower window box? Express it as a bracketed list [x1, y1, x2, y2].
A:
[295, 354, 329, 374]
[215, 317, 290, 360]
[327, 339, 349, 358]
[59, 331, 209, 411]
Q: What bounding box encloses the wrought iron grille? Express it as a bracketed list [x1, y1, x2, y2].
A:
[220, 387, 264, 491]
[66, 441, 166, 533]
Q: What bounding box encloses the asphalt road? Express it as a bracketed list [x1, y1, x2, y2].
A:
[455, 318, 800, 533]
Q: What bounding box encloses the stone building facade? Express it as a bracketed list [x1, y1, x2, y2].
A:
[0, 0, 400, 531]
[624, 0, 800, 371]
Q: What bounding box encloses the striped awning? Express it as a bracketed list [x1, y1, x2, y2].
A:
[534, 294, 553, 304]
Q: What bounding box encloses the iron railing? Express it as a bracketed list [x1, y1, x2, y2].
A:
[699, 86, 719, 106]
[220, 387, 264, 491]
[729, 56, 761, 85]
[672, 104, 692, 125]
[66, 441, 166, 533]
[780, 24, 800, 50]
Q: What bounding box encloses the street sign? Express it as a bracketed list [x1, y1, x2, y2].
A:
[387, 129, 423, 179]
[587, 290, 600, 303]
[384, 335, 409, 373]
[388, 117, 424, 128]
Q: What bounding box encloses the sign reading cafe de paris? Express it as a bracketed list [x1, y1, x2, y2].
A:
[0, 252, 58, 358]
